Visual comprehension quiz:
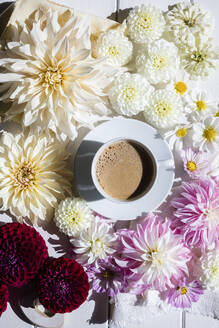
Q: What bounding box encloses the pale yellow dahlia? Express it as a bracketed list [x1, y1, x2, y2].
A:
[0, 131, 72, 222]
[0, 9, 117, 141]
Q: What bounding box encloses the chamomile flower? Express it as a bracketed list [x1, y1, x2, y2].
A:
[181, 36, 219, 80]
[192, 116, 219, 152]
[166, 3, 214, 47]
[136, 40, 179, 85]
[109, 72, 153, 116]
[143, 89, 185, 130]
[181, 148, 209, 178]
[126, 4, 165, 44]
[200, 249, 219, 290]
[186, 90, 217, 120]
[164, 124, 191, 152]
[54, 198, 94, 237]
[167, 71, 194, 99]
[92, 29, 133, 67]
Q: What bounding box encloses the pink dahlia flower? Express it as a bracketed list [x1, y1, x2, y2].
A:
[116, 214, 191, 291]
[171, 178, 219, 249]
[181, 148, 208, 179]
[166, 279, 203, 308]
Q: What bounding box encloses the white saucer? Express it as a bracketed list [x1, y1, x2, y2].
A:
[74, 117, 174, 220]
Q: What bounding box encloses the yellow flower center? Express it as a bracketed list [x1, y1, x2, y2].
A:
[108, 46, 119, 57]
[103, 270, 114, 280]
[148, 249, 163, 266]
[202, 127, 217, 143]
[215, 111, 219, 117]
[41, 66, 63, 88]
[152, 55, 167, 70]
[123, 87, 137, 102]
[174, 81, 187, 95]
[192, 51, 206, 63]
[136, 13, 153, 31]
[12, 162, 36, 190]
[196, 100, 207, 111]
[211, 265, 218, 274]
[187, 161, 197, 172]
[181, 287, 187, 295]
[156, 101, 172, 118]
[66, 209, 81, 225]
[184, 18, 196, 27]
[91, 238, 104, 256]
[176, 128, 188, 138]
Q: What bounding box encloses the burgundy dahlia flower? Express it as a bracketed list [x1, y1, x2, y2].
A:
[0, 283, 9, 316]
[0, 222, 48, 287]
[37, 257, 90, 313]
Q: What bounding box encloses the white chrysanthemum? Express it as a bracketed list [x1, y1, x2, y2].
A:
[92, 29, 133, 66]
[54, 197, 94, 237]
[143, 89, 186, 130]
[0, 131, 72, 222]
[0, 9, 118, 141]
[200, 250, 219, 290]
[192, 116, 219, 152]
[126, 4, 165, 44]
[165, 3, 214, 47]
[163, 124, 191, 152]
[181, 36, 219, 80]
[186, 90, 217, 120]
[136, 40, 179, 84]
[72, 216, 117, 266]
[109, 72, 153, 116]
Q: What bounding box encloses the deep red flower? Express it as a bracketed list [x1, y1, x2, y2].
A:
[0, 222, 48, 287]
[37, 257, 90, 313]
[0, 283, 9, 316]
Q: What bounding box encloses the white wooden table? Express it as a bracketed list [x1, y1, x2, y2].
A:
[0, 0, 219, 328]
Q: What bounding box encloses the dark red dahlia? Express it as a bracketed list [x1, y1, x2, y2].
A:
[37, 257, 90, 313]
[0, 283, 9, 316]
[0, 222, 48, 287]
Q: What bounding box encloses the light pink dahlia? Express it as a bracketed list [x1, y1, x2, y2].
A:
[171, 178, 219, 249]
[116, 214, 191, 291]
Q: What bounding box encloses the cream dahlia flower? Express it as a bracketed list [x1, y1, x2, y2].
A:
[0, 9, 117, 141]
[0, 131, 72, 222]
[136, 40, 179, 85]
[54, 197, 94, 237]
[92, 29, 133, 67]
[109, 72, 153, 116]
[143, 89, 186, 130]
[165, 3, 214, 47]
[72, 216, 117, 266]
[181, 36, 219, 80]
[200, 249, 219, 290]
[126, 4, 165, 44]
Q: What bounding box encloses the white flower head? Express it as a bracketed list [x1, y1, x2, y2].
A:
[92, 29, 133, 67]
[54, 197, 94, 237]
[186, 90, 218, 120]
[72, 216, 117, 266]
[143, 89, 186, 130]
[192, 116, 219, 152]
[163, 124, 191, 152]
[136, 40, 179, 85]
[167, 70, 195, 99]
[165, 3, 214, 47]
[109, 72, 153, 116]
[0, 9, 118, 141]
[181, 36, 219, 80]
[0, 131, 72, 223]
[126, 4, 165, 44]
[200, 249, 219, 290]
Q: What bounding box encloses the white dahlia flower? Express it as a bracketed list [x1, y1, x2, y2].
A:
[109, 72, 153, 116]
[92, 29, 133, 66]
[54, 197, 94, 237]
[0, 9, 118, 141]
[143, 89, 186, 130]
[136, 40, 179, 85]
[126, 4, 165, 44]
[0, 131, 72, 223]
[200, 249, 219, 291]
[165, 3, 214, 47]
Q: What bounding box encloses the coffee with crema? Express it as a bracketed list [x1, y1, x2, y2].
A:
[95, 140, 156, 201]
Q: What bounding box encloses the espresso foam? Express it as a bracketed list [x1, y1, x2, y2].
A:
[96, 141, 143, 200]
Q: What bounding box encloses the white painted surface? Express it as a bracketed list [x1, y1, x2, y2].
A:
[0, 0, 219, 328]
